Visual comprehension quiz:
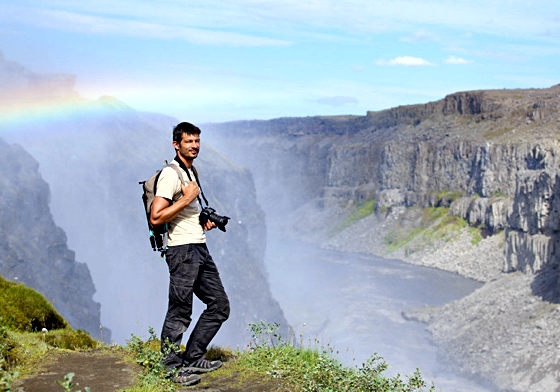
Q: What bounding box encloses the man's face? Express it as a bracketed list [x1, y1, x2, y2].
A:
[173, 132, 200, 161]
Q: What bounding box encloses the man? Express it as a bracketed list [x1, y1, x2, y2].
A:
[150, 121, 230, 386]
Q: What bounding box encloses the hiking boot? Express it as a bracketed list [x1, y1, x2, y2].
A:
[170, 370, 201, 386]
[183, 357, 222, 373]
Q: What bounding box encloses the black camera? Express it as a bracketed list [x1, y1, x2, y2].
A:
[199, 207, 230, 232]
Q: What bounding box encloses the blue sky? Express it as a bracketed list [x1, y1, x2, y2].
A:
[1, 0, 559, 123]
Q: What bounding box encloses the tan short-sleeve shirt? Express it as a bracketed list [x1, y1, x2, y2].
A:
[156, 162, 205, 245]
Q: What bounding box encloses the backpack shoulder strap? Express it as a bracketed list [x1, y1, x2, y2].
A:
[165, 163, 185, 202]
[167, 162, 184, 184]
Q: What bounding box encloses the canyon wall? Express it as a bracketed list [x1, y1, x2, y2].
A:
[0, 138, 105, 339]
[204, 85, 560, 391]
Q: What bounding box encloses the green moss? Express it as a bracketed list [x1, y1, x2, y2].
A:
[435, 190, 463, 205]
[0, 277, 100, 391]
[491, 191, 508, 199]
[384, 207, 469, 254]
[384, 226, 424, 254]
[484, 127, 514, 139]
[468, 226, 484, 246]
[332, 199, 376, 234]
[0, 276, 67, 332]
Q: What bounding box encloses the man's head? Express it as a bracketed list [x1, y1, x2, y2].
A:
[173, 122, 201, 143]
[172, 122, 201, 164]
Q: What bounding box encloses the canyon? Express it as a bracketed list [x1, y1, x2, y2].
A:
[203, 85, 560, 391]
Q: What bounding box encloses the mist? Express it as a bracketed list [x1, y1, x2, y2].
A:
[1, 112, 285, 346]
[1, 54, 289, 349]
[265, 239, 495, 391]
[201, 126, 498, 391]
[1, 54, 496, 390]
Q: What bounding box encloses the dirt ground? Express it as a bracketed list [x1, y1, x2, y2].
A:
[11, 350, 140, 392]
[11, 350, 288, 392]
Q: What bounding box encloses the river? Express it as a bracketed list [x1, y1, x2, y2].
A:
[264, 238, 496, 391]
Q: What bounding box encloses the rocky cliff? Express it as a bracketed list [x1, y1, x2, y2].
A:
[0, 138, 105, 339]
[204, 84, 560, 392]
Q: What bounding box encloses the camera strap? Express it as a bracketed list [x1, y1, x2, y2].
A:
[173, 156, 209, 207]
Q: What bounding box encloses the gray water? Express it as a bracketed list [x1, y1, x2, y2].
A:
[264, 238, 496, 392]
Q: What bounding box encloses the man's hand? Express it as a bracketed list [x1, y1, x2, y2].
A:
[203, 220, 217, 231]
[150, 180, 200, 227]
[181, 180, 200, 200]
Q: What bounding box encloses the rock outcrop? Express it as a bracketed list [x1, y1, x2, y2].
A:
[203, 85, 560, 391]
[0, 138, 105, 339]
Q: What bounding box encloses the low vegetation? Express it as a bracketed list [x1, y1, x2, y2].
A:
[236, 321, 434, 391]
[0, 276, 99, 390]
[124, 321, 434, 392]
[1, 276, 435, 391]
[384, 206, 479, 255]
[0, 276, 67, 332]
[332, 198, 376, 234]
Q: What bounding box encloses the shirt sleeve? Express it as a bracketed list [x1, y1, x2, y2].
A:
[155, 166, 182, 201]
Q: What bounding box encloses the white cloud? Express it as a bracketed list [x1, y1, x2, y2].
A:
[376, 56, 433, 66]
[445, 56, 471, 64]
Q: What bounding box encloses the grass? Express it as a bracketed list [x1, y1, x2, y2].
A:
[226, 322, 434, 392]
[468, 226, 484, 246]
[331, 198, 376, 234]
[1, 269, 435, 392]
[0, 275, 101, 390]
[0, 276, 67, 332]
[2, 304, 436, 392]
[435, 190, 463, 206]
[122, 322, 435, 392]
[384, 207, 475, 255]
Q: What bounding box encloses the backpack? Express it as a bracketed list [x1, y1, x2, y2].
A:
[139, 161, 184, 256]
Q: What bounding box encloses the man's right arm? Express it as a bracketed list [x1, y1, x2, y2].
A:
[149, 181, 200, 226]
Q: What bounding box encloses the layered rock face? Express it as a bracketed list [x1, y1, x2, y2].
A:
[205, 86, 560, 278]
[506, 169, 560, 275]
[0, 138, 105, 339]
[204, 85, 560, 391]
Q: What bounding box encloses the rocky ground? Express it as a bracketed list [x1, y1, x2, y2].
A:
[405, 273, 560, 392]
[298, 205, 560, 392]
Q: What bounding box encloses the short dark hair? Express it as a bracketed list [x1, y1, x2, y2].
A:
[173, 122, 201, 143]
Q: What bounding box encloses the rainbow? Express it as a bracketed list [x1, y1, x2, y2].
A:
[0, 95, 125, 131]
